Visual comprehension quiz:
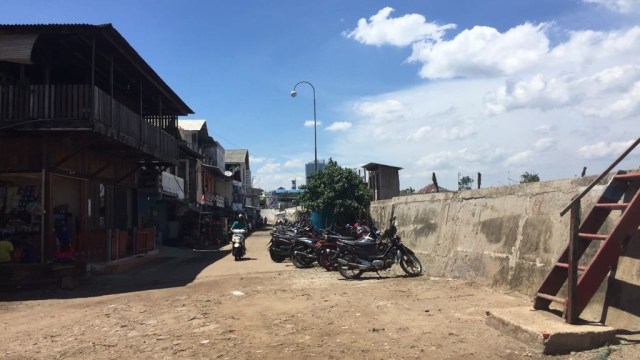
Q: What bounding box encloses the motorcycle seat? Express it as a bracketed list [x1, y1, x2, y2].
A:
[326, 234, 354, 241]
[338, 239, 376, 247]
[297, 237, 320, 246]
[274, 234, 297, 240]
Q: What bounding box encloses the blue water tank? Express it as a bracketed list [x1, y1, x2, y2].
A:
[310, 208, 332, 232]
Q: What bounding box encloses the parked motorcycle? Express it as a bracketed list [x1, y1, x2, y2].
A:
[335, 217, 422, 279]
[313, 228, 356, 271]
[290, 227, 323, 268]
[231, 229, 247, 261]
[268, 225, 313, 263]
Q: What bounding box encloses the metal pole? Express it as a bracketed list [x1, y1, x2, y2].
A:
[291, 81, 318, 174]
[313, 90, 317, 174]
[566, 201, 580, 324]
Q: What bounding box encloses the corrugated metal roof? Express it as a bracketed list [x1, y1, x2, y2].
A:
[177, 119, 206, 131]
[362, 162, 403, 170]
[0, 33, 38, 64]
[0, 23, 193, 115]
[225, 149, 248, 164]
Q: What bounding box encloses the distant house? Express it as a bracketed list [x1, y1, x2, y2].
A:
[173, 119, 232, 247]
[363, 163, 402, 201]
[224, 149, 250, 209]
[418, 183, 451, 194]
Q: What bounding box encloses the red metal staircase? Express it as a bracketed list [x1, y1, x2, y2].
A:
[533, 138, 640, 323]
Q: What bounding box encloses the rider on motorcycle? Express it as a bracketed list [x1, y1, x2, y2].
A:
[231, 214, 248, 230]
[230, 214, 248, 260]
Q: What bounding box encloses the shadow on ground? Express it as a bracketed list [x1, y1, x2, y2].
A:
[0, 246, 232, 302]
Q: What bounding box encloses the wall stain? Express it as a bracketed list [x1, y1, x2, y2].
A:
[520, 217, 553, 259]
[479, 215, 520, 250]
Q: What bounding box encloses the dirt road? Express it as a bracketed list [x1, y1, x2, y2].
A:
[1, 229, 637, 359]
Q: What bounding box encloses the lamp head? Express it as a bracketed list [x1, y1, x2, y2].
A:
[290, 90, 297, 98]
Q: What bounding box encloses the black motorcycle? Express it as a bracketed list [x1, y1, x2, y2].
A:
[268, 226, 313, 263]
[335, 217, 422, 279]
[292, 225, 360, 270]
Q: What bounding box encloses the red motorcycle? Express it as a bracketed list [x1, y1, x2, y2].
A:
[314, 226, 358, 271]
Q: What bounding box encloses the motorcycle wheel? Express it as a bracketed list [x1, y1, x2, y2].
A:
[317, 248, 337, 271]
[291, 245, 315, 268]
[399, 251, 422, 277]
[269, 247, 286, 263]
[337, 253, 364, 279]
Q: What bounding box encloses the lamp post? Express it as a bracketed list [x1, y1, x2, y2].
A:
[290, 81, 317, 174]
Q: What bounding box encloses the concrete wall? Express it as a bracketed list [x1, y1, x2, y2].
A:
[370, 174, 640, 329]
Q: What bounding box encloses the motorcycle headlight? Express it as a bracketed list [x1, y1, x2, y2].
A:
[234, 243, 241, 247]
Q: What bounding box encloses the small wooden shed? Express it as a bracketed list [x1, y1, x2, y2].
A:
[362, 163, 402, 201]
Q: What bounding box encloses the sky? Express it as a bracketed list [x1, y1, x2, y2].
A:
[2, 0, 640, 192]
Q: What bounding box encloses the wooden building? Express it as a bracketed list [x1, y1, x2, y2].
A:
[363, 162, 402, 201]
[0, 24, 192, 266]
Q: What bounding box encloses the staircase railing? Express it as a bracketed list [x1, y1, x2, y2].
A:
[560, 137, 640, 217]
[559, 136, 640, 323]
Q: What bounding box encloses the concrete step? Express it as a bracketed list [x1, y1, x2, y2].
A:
[485, 307, 616, 355]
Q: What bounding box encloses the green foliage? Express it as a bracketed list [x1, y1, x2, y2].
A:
[458, 175, 474, 190]
[299, 159, 373, 225]
[520, 171, 540, 183]
[400, 187, 415, 194]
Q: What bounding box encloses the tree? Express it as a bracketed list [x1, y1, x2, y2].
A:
[400, 187, 415, 195]
[458, 175, 474, 190]
[520, 171, 540, 183]
[299, 159, 373, 225]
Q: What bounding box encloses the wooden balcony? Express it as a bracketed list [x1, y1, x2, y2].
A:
[0, 84, 178, 164]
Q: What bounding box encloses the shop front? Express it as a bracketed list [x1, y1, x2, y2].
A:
[0, 173, 44, 264]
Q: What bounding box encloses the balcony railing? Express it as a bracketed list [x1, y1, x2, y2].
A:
[0, 84, 177, 163]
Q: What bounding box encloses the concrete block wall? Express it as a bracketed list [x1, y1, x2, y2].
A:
[370, 174, 640, 328]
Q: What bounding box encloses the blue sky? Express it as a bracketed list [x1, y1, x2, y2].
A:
[2, 0, 640, 191]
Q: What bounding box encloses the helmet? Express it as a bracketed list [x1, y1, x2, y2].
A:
[239, 214, 245, 219]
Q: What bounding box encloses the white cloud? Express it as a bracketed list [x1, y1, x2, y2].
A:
[417, 151, 454, 168]
[352, 99, 410, 123]
[438, 122, 479, 141]
[253, 158, 307, 191]
[304, 120, 322, 127]
[330, 11, 640, 191]
[345, 7, 455, 47]
[535, 125, 555, 134]
[325, 121, 352, 132]
[256, 161, 282, 174]
[505, 150, 534, 166]
[484, 74, 576, 115]
[485, 65, 640, 116]
[583, 0, 640, 13]
[408, 23, 550, 79]
[250, 156, 267, 164]
[583, 81, 640, 118]
[533, 137, 556, 151]
[577, 139, 636, 159]
[548, 26, 640, 68]
[406, 125, 432, 141]
[283, 159, 304, 168]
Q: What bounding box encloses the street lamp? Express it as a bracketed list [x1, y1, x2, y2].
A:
[290, 81, 318, 174]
